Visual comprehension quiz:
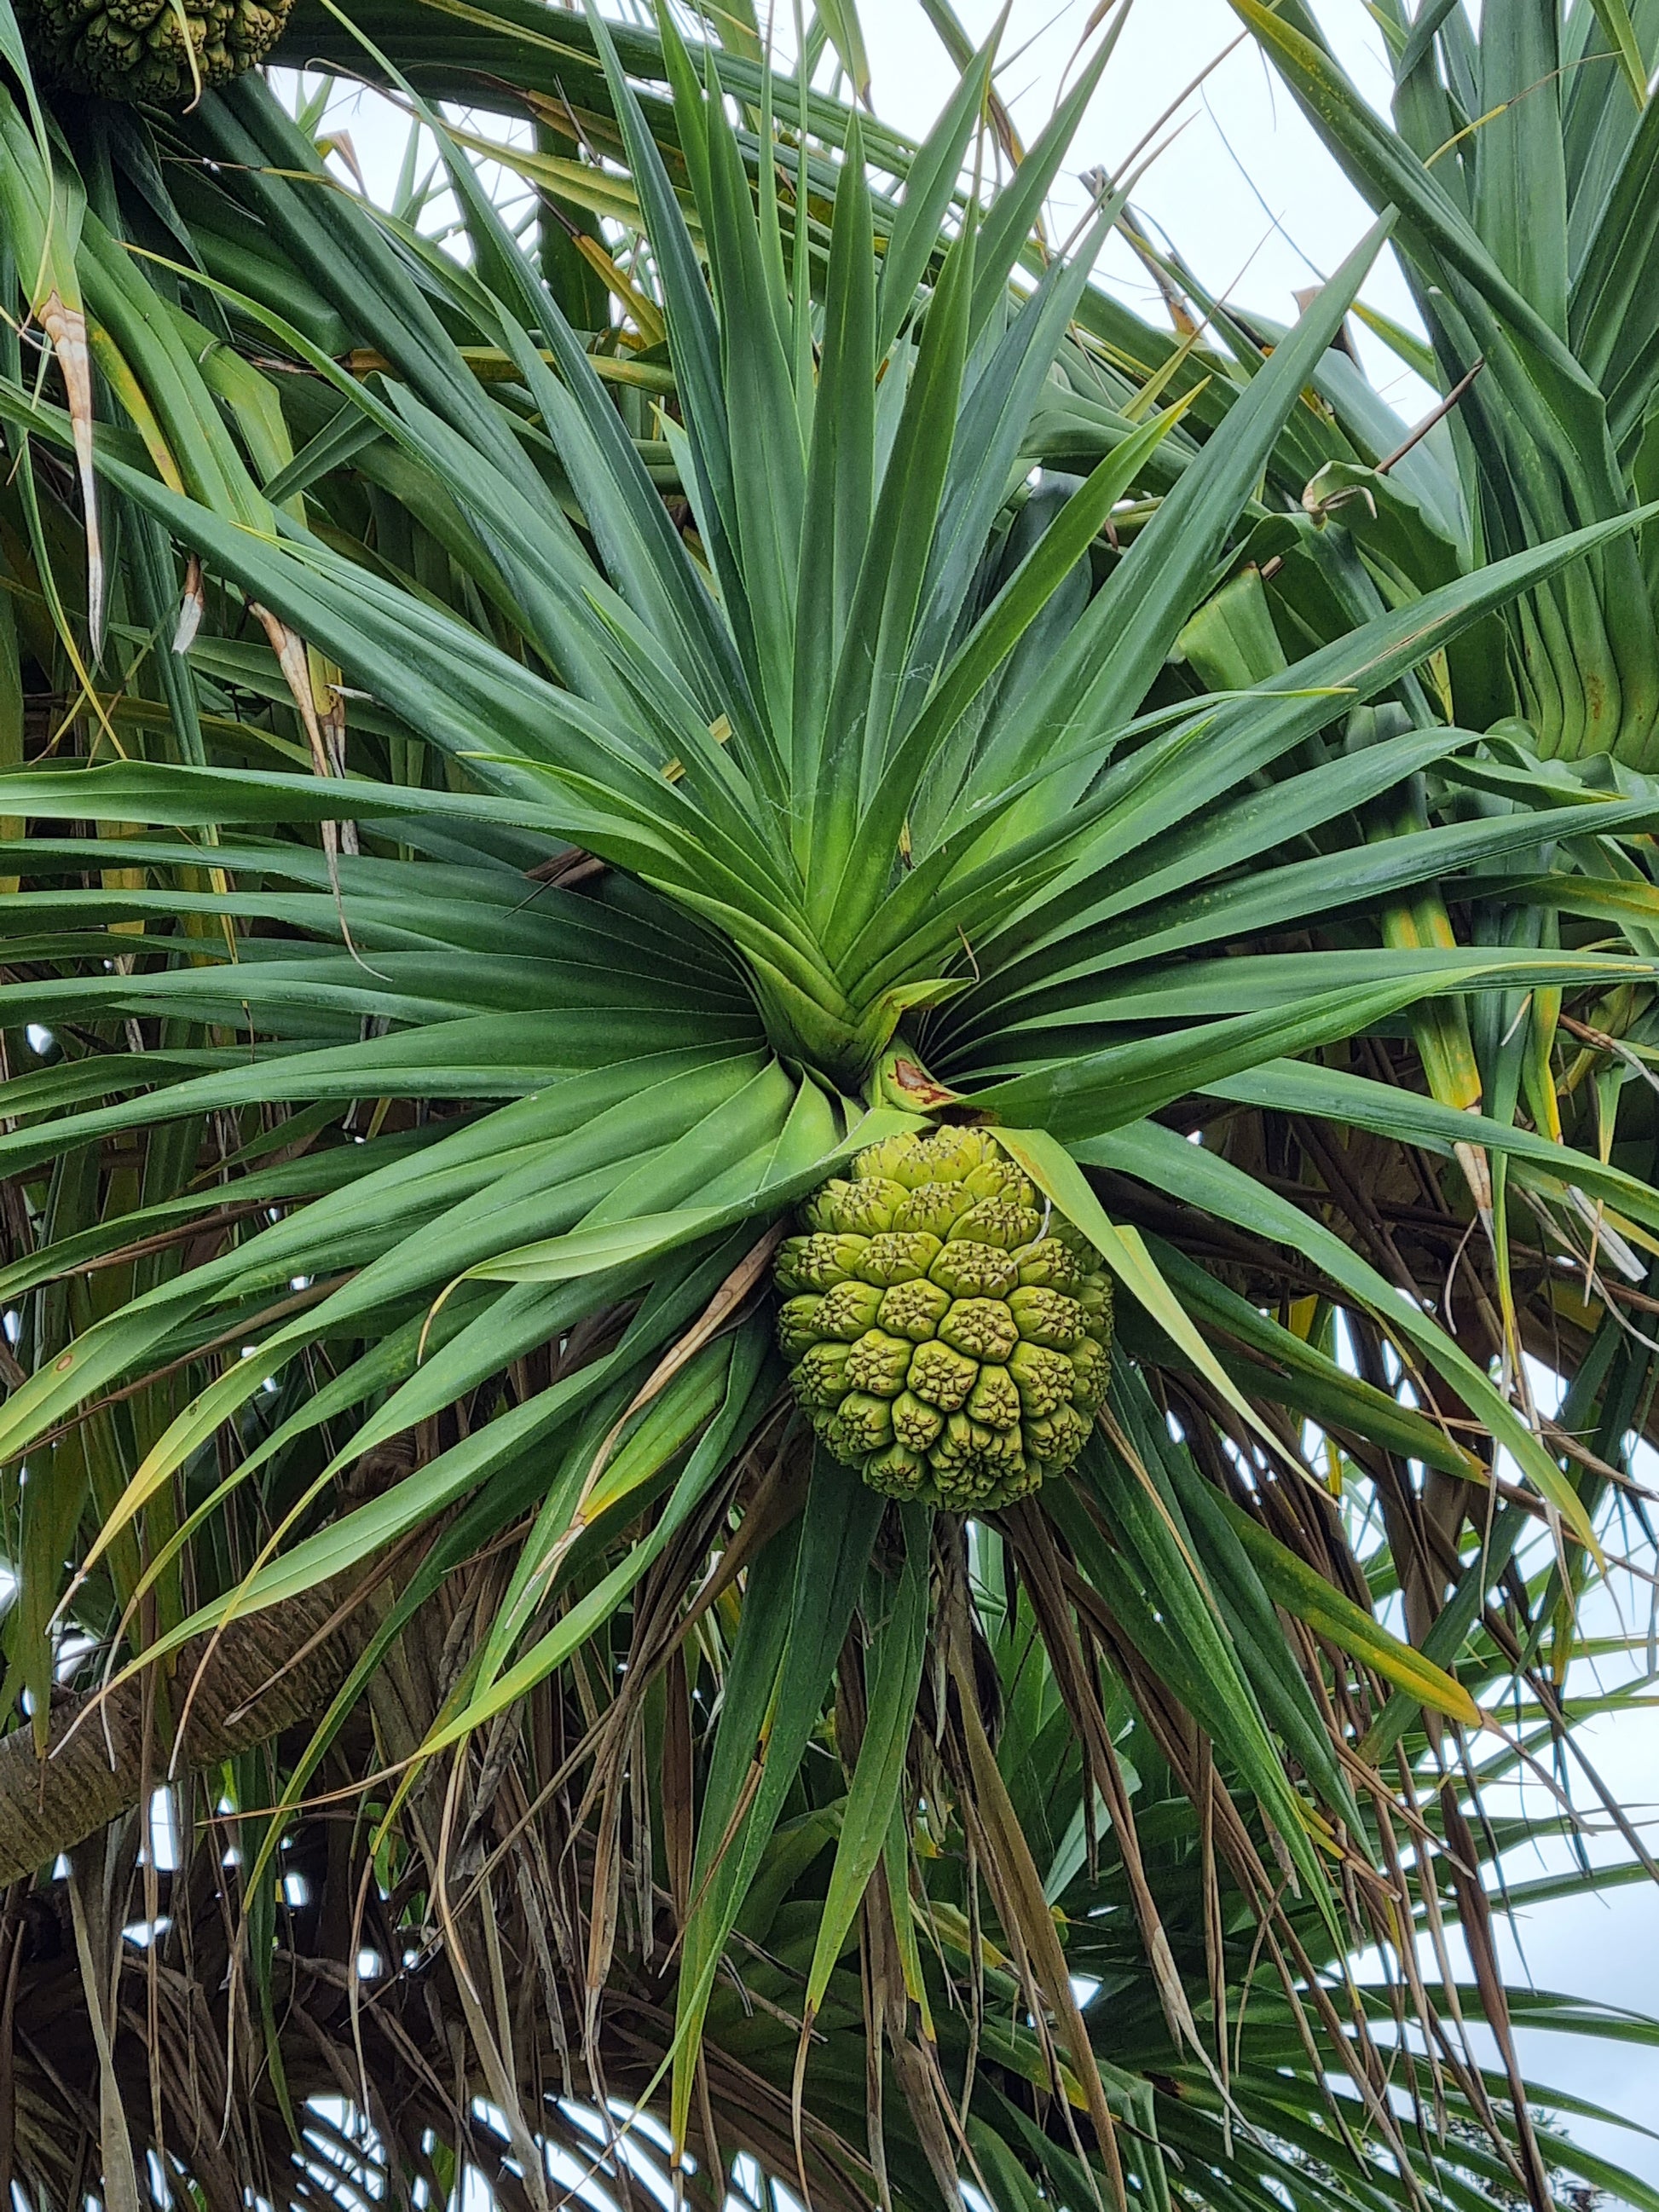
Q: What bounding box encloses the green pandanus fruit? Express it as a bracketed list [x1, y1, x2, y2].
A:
[15, 0, 294, 102]
[775, 1127, 1113, 1510]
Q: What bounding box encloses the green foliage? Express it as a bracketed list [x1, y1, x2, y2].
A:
[0, 3, 1654, 2209]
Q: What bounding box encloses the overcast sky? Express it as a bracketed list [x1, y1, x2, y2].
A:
[286, 1, 1659, 2194]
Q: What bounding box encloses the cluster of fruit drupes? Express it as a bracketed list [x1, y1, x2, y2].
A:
[776, 1129, 1113, 1510]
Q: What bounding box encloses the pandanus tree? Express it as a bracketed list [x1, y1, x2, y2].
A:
[0, 0, 1656, 2205]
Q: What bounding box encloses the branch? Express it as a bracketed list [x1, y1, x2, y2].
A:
[0, 1579, 368, 1887]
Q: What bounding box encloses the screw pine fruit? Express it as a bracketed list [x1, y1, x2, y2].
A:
[16, 0, 293, 102]
[776, 1128, 1113, 1510]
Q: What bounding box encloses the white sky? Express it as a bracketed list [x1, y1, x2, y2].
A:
[284, 0, 1659, 2195]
